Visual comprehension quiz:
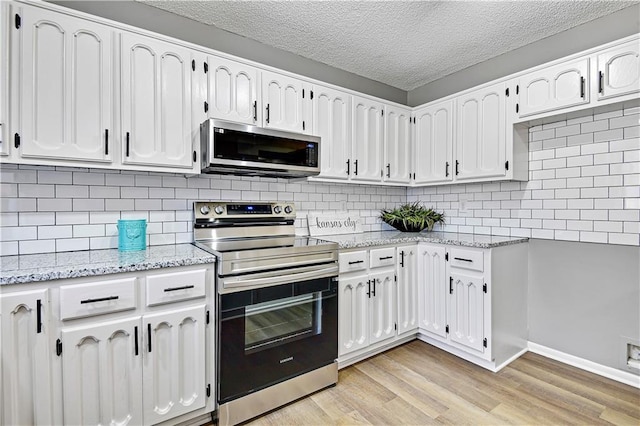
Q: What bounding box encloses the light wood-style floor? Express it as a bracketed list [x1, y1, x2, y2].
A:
[246, 340, 640, 425]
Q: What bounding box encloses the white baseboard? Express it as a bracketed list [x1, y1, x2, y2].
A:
[528, 342, 640, 389]
[494, 347, 529, 373]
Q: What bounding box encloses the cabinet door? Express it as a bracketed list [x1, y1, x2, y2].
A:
[262, 70, 311, 133]
[396, 246, 418, 334]
[314, 85, 351, 179]
[417, 244, 447, 338]
[352, 96, 384, 182]
[368, 269, 396, 345]
[121, 32, 193, 169]
[448, 271, 485, 353]
[143, 304, 207, 425]
[207, 55, 259, 125]
[338, 275, 369, 356]
[597, 40, 640, 100]
[455, 82, 506, 180]
[61, 317, 143, 426]
[1, 290, 54, 425]
[16, 5, 113, 163]
[1, 2, 9, 157]
[518, 58, 589, 117]
[383, 105, 411, 184]
[413, 100, 454, 185]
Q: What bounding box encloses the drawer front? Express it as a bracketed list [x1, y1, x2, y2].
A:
[449, 248, 484, 272]
[146, 268, 207, 306]
[339, 250, 368, 273]
[60, 278, 137, 320]
[369, 247, 396, 269]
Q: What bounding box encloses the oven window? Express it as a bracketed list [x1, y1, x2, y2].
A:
[245, 292, 321, 354]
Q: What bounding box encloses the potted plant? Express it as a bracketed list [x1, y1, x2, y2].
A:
[380, 202, 445, 232]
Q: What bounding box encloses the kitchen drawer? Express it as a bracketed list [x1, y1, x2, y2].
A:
[449, 248, 484, 272]
[369, 247, 396, 268]
[146, 268, 207, 306]
[339, 250, 368, 273]
[60, 278, 137, 320]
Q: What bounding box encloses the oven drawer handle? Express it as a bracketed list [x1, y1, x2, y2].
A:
[163, 285, 195, 292]
[219, 264, 338, 293]
[348, 260, 364, 265]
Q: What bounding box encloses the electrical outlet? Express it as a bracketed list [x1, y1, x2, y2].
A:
[620, 336, 640, 372]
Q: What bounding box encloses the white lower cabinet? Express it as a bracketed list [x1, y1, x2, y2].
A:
[417, 244, 447, 338]
[338, 274, 370, 356]
[1, 289, 54, 425]
[368, 269, 396, 345]
[61, 316, 143, 425]
[448, 271, 485, 353]
[396, 245, 418, 334]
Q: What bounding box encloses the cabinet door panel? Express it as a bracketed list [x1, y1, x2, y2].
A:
[352, 96, 383, 182]
[208, 56, 259, 125]
[338, 275, 369, 356]
[61, 317, 143, 426]
[18, 6, 112, 163]
[448, 272, 484, 353]
[456, 83, 506, 180]
[414, 100, 453, 184]
[314, 85, 351, 179]
[1, 289, 53, 425]
[384, 105, 411, 184]
[597, 40, 640, 100]
[143, 304, 206, 425]
[396, 246, 418, 334]
[369, 270, 396, 345]
[121, 33, 192, 168]
[262, 70, 310, 133]
[417, 244, 447, 338]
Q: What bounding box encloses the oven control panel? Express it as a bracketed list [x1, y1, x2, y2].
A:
[194, 201, 296, 219]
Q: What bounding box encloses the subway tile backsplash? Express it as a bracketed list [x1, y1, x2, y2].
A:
[0, 104, 638, 255]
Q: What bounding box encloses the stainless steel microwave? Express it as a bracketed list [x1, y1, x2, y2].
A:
[200, 119, 321, 178]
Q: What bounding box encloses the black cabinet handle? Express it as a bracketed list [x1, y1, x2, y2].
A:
[580, 76, 585, 99]
[266, 104, 270, 123]
[346, 159, 350, 175]
[348, 260, 364, 265]
[379, 256, 393, 260]
[455, 160, 459, 176]
[253, 101, 257, 122]
[134, 326, 139, 356]
[204, 101, 209, 113]
[164, 285, 195, 292]
[36, 299, 42, 334]
[453, 257, 473, 262]
[104, 129, 109, 155]
[400, 251, 405, 267]
[125, 132, 130, 157]
[372, 280, 376, 297]
[80, 295, 119, 304]
[366, 280, 371, 298]
[147, 323, 152, 353]
[354, 159, 358, 176]
[445, 162, 450, 177]
[386, 163, 390, 178]
[598, 71, 604, 94]
[449, 277, 453, 294]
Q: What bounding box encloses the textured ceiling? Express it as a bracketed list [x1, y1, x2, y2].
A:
[137, 0, 637, 91]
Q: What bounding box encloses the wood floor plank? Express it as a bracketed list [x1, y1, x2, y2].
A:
[244, 341, 640, 426]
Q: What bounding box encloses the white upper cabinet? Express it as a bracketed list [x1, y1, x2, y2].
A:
[121, 32, 194, 169]
[262, 70, 312, 134]
[0, 2, 8, 157]
[15, 5, 113, 163]
[518, 57, 589, 117]
[596, 40, 640, 100]
[383, 105, 411, 184]
[413, 100, 454, 185]
[313, 85, 352, 179]
[455, 82, 507, 181]
[352, 96, 384, 182]
[207, 55, 260, 125]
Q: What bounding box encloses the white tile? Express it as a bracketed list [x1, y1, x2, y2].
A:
[532, 169, 555, 180]
[567, 155, 593, 167]
[594, 128, 624, 143]
[531, 209, 554, 219]
[610, 162, 640, 175]
[609, 186, 640, 198]
[73, 172, 105, 186]
[18, 184, 54, 198]
[609, 114, 639, 129]
[568, 199, 594, 209]
[91, 186, 121, 198]
[135, 175, 163, 187]
[608, 233, 639, 246]
[567, 133, 594, 146]
[624, 222, 640, 234]
[542, 158, 566, 169]
[593, 221, 622, 233]
[150, 233, 175, 246]
[90, 212, 121, 224]
[19, 212, 56, 226]
[581, 165, 609, 177]
[581, 142, 609, 155]
[163, 176, 188, 188]
[149, 187, 175, 198]
[0, 213, 19, 227]
[175, 188, 199, 199]
[0, 183, 17, 197]
[38, 199, 72, 212]
[73, 224, 105, 238]
[542, 137, 566, 150]
[162, 222, 188, 233]
[543, 199, 566, 209]
[555, 210, 580, 220]
[580, 210, 608, 221]
[531, 229, 554, 239]
[531, 128, 555, 141]
[555, 146, 581, 158]
[0, 226, 37, 241]
[531, 150, 555, 161]
[555, 124, 581, 138]
[72, 199, 105, 211]
[56, 212, 89, 225]
[56, 238, 90, 252]
[542, 179, 566, 189]
[0, 241, 19, 256]
[567, 220, 592, 231]
[542, 219, 566, 230]
[593, 175, 623, 187]
[566, 177, 593, 188]
[89, 236, 118, 250]
[56, 185, 89, 198]
[135, 199, 162, 210]
[594, 198, 623, 210]
[104, 199, 134, 211]
[580, 187, 608, 198]
[625, 150, 640, 163]
[105, 174, 135, 186]
[624, 126, 639, 138]
[610, 210, 639, 221]
[625, 174, 640, 185]
[37, 170, 72, 184]
[554, 188, 580, 199]
[38, 225, 73, 239]
[554, 230, 580, 241]
[555, 167, 581, 179]
[581, 119, 608, 133]
[19, 239, 55, 254]
[163, 199, 188, 210]
[624, 198, 640, 209]
[579, 231, 608, 244]
[609, 138, 640, 152]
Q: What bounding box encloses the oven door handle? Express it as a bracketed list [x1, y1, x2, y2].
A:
[218, 264, 338, 293]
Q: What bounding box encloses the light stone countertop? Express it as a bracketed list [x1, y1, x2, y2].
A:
[317, 231, 528, 249]
[0, 244, 216, 286]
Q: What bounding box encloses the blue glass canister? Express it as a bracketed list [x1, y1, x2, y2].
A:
[117, 219, 147, 251]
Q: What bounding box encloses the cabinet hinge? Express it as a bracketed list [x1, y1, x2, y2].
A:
[505, 87, 509, 97]
[206, 310, 210, 324]
[14, 133, 20, 149]
[302, 121, 305, 131]
[204, 101, 209, 113]
[204, 62, 208, 73]
[206, 384, 211, 397]
[310, 90, 314, 100]
[193, 150, 197, 163]
[302, 89, 305, 98]
[56, 339, 62, 356]
[505, 161, 509, 171]
[381, 109, 384, 117]
[515, 103, 519, 114]
[483, 283, 487, 293]
[449, 276, 453, 294]
[14, 13, 21, 29]
[191, 60, 195, 71]
[516, 85, 519, 95]
[394, 274, 397, 283]
[483, 338, 487, 348]
[445, 252, 449, 261]
[394, 323, 397, 331]
[445, 325, 449, 334]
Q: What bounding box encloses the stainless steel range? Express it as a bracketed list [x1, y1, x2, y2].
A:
[193, 201, 339, 426]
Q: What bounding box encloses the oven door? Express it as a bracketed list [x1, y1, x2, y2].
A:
[218, 276, 338, 404]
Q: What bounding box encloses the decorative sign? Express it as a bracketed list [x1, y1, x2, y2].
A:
[307, 213, 363, 236]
